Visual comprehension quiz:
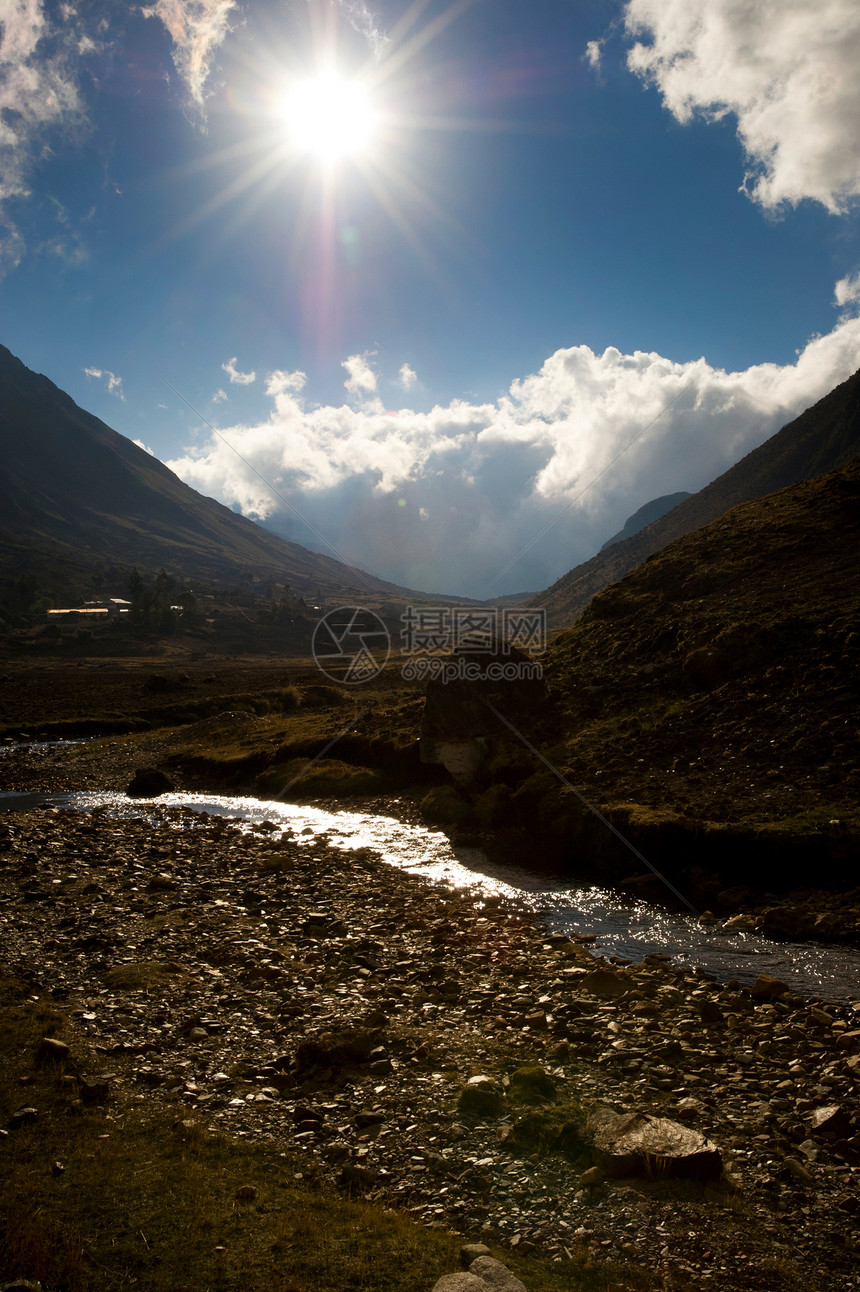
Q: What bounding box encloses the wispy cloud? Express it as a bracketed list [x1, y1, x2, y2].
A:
[0, 0, 90, 274]
[397, 362, 418, 391]
[221, 355, 256, 385]
[624, 0, 860, 213]
[83, 366, 125, 399]
[141, 0, 237, 107]
[167, 297, 860, 596]
[211, 387, 228, 403]
[338, 0, 389, 58]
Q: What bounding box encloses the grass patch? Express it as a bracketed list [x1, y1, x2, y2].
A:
[257, 758, 385, 800]
[104, 960, 186, 991]
[508, 1065, 558, 1105]
[502, 1103, 591, 1166]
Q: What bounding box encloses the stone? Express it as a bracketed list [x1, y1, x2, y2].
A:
[126, 768, 175, 798]
[579, 1166, 602, 1186]
[579, 969, 628, 1000]
[78, 1077, 110, 1102]
[468, 1256, 529, 1291]
[460, 1243, 492, 1267]
[1, 1282, 44, 1292]
[354, 1109, 386, 1129]
[8, 1107, 38, 1130]
[419, 786, 474, 825]
[338, 1163, 376, 1190]
[587, 1106, 722, 1179]
[749, 975, 789, 1001]
[432, 1277, 487, 1292]
[696, 1000, 725, 1027]
[809, 1106, 851, 1137]
[234, 1184, 256, 1203]
[784, 1158, 814, 1186]
[36, 1036, 70, 1064]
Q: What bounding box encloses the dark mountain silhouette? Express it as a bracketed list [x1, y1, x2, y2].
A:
[599, 491, 691, 551]
[512, 457, 860, 896]
[537, 367, 860, 622]
[0, 344, 433, 602]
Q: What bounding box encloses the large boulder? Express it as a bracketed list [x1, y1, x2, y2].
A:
[420, 643, 546, 785]
[587, 1105, 722, 1179]
[126, 768, 175, 798]
[468, 1256, 529, 1290]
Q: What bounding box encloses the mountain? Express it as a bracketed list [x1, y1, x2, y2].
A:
[509, 457, 860, 894]
[537, 367, 860, 622]
[599, 491, 691, 551]
[0, 345, 433, 604]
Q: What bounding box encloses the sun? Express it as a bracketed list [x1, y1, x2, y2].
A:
[285, 71, 378, 165]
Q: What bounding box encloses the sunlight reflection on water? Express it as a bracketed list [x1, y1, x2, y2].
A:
[17, 790, 860, 1006]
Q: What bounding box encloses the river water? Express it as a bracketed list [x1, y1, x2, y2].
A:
[4, 787, 857, 1007]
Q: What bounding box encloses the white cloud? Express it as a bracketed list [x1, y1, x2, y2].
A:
[835, 270, 860, 311]
[167, 306, 860, 597]
[266, 369, 306, 397]
[624, 0, 860, 213]
[212, 387, 227, 403]
[342, 352, 380, 404]
[83, 366, 125, 399]
[141, 0, 236, 107]
[221, 355, 256, 385]
[0, 0, 89, 272]
[397, 362, 417, 391]
[133, 437, 155, 455]
[585, 39, 603, 70]
[338, 1, 389, 58]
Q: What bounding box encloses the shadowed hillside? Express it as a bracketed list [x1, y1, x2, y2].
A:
[488, 457, 860, 897]
[0, 345, 432, 603]
[537, 367, 860, 623]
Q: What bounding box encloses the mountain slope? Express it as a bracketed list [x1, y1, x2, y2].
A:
[510, 458, 860, 884]
[599, 491, 691, 551]
[538, 366, 860, 622]
[0, 345, 424, 601]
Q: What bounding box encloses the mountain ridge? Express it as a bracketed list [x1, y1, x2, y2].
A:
[0, 344, 462, 605]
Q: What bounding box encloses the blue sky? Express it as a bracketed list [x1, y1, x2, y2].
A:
[3, 0, 860, 596]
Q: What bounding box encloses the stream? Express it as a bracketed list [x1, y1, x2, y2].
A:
[3, 787, 857, 1007]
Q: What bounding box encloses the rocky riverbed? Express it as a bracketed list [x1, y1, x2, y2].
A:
[1, 805, 858, 1291]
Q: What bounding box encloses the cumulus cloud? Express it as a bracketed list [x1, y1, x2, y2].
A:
[342, 352, 380, 403]
[624, 0, 860, 213]
[141, 0, 236, 107]
[133, 437, 155, 455]
[167, 307, 860, 597]
[397, 362, 417, 391]
[83, 366, 124, 399]
[221, 355, 256, 385]
[835, 270, 860, 311]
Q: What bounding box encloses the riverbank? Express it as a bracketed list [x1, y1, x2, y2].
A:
[3, 718, 860, 949]
[1, 804, 858, 1291]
